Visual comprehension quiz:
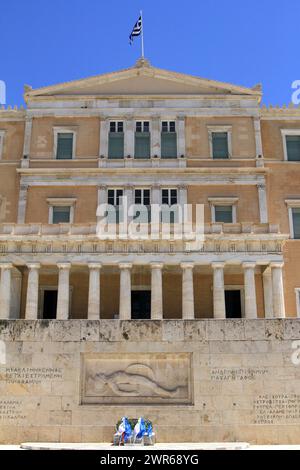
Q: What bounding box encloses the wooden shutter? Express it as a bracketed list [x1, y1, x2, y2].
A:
[286, 136, 300, 161]
[56, 133, 73, 160]
[212, 132, 229, 159]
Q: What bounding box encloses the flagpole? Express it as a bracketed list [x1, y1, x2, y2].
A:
[140, 10, 144, 58]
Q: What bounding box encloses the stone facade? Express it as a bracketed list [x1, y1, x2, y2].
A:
[0, 320, 300, 444]
[0, 59, 300, 443]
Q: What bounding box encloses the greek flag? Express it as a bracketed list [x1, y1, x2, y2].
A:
[129, 15, 142, 44]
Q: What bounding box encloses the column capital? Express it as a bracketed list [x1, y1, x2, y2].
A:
[270, 262, 284, 269]
[212, 262, 225, 269]
[98, 184, 107, 190]
[57, 263, 71, 270]
[242, 262, 256, 269]
[151, 262, 164, 270]
[0, 263, 13, 270]
[118, 263, 133, 270]
[88, 263, 102, 270]
[180, 262, 194, 270]
[27, 263, 41, 270]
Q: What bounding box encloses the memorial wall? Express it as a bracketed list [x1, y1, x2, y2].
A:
[0, 319, 300, 444]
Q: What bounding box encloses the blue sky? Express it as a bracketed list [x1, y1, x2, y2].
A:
[0, 0, 299, 106]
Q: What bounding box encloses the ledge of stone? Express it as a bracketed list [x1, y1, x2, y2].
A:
[0, 319, 299, 342]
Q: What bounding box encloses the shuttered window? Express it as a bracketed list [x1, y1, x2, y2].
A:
[212, 132, 229, 159]
[134, 189, 151, 222]
[135, 121, 150, 158]
[214, 205, 233, 223]
[161, 121, 177, 158]
[56, 133, 73, 160]
[52, 206, 71, 224]
[161, 188, 178, 223]
[292, 208, 300, 238]
[107, 189, 123, 223]
[108, 122, 124, 159]
[286, 136, 300, 161]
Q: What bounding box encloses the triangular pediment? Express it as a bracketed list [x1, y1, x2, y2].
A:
[25, 59, 261, 101]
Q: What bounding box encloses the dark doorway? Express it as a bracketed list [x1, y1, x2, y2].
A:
[43, 290, 58, 319]
[225, 290, 242, 318]
[131, 290, 151, 319]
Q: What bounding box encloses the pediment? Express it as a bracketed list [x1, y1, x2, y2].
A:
[25, 60, 261, 101]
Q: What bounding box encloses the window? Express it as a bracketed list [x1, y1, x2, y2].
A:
[162, 188, 178, 206]
[161, 188, 178, 223]
[292, 208, 300, 239]
[107, 189, 124, 223]
[214, 205, 233, 223]
[108, 121, 124, 159]
[161, 121, 177, 158]
[286, 200, 300, 239]
[286, 136, 300, 161]
[56, 132, 74, 160]
[0, 130, 5, 160]
[47, 198, 76, 224]
[208, 126, 232, 159]
[134, 188, 151, 222]
[135, 121, 150, 159]
[208, 197, 238, 223]
[281, 130, 300, 161]
[52, 206, 71, 224]
[212, 132, 229, 159]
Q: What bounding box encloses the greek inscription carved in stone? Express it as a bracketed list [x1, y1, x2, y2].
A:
[0, 400, 26, 422]
[211, 367, 269, 381]
[3, 367, 63, 385]
[254, 394, 300, 424]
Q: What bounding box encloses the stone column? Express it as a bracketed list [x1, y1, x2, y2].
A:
[263, 267, 274, 318]
[119, 263, 132, 320]
[25, 263, 40, 320]
[0, 263, 13, 319]
[270, 262, 286, 318]
[181, 263, 195, 320]
[212, 262, 226, 319]
[151, 263, 163, 320]
[88, 263, 101, 320]
[56, 263, 71, 320]
[243, 262, 257, 319]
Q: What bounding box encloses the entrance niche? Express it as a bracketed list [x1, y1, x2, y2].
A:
[225, 286, 244, 318]
[131, 290, 151, 319]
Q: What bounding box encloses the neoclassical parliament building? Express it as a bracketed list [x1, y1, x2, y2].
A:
[0, 60, 300, 444]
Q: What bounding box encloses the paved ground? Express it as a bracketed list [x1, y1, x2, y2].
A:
[0, 443, 300, 450]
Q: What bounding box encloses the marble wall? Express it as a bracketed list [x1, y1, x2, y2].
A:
[0, 319, 300, 444]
